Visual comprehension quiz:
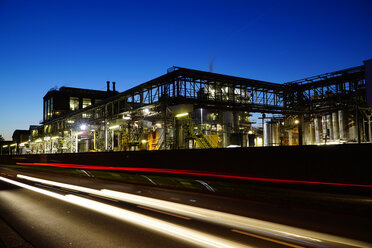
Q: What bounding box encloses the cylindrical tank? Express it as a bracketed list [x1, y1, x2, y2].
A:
[332, 112, 339, 140]
[322, 115, 327, 142]
[338, 110, 345, 140]
[271, 122, 279, 146]
[306, 122, 314, 145]
[326, 114, 334, 140]
[348, 114, 357, 141]
[314, 117, 321, 144]
[263, 122, 271, 146]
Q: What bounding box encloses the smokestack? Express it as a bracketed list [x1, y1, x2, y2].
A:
[106, 81, 110, 92]
[209, 56, 215, 72]
[112, 81, 116, 92]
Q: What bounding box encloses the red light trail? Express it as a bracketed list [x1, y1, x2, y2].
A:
[15, 162, 372, 188]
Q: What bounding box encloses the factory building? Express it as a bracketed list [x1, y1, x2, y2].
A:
[3, 60, 372, 155]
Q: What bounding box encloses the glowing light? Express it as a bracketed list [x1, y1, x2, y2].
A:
[44, 136, 50, 141]
[80, 124, 87, 130]
[248, 130, 253, 134]
[109, 125, 120, 129]
[2, 145, 8, 148]
[9, 144, 17, 147]
[16, 174, 372, 248]
[123, 116, 131, 120]
[2, 176, 248, 248]
[51, 136, 60, 140]
[143, 108, 150, 115]
[175, 113, 188, 118]
[294, 120, 299, 124]
[141, 139, 147, 144]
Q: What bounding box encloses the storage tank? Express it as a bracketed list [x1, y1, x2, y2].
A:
[338, 110, 346, 141]
[326, 114, 334, 140]
[263, 122, 271, 146]
[271, 122, 279, 146]
[322, 115, 327, 142]
[314, 117, 321, 144]
[332, 112, 339, 140]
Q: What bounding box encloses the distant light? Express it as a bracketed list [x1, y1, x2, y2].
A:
[67, 120, 75, 124]
[294, 120, 299, 124]
[2, 145, 8, 148]
[109, 125, 120, 129]
[143, 108, 150, 115]
[35, 139, 42, 143]
[155, 123, 162, 128]
[175, 113, 188, 118]
[80, 124, 87, 130]
[44, 136, 50, 141]
[51, 136, 59, 140]
[123, 116, 131, 120]
[248, 130, 253, 134]
[141, 139, 147, 144]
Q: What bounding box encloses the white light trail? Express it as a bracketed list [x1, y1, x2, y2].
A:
[1, 176, 250, 248]
[16, 174, 372, 248]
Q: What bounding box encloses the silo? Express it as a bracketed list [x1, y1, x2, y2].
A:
[271, 122, 279, 146]
[338, 110, 345, 140]
[332, 112, 339, 140]
[322, 115, 327, 142]
[314, 117, 321, 144]
[263, 122, 271, 146]
[326, 114, 334, 140]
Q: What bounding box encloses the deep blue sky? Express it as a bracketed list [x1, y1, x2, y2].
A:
[1, 0, 371, 140]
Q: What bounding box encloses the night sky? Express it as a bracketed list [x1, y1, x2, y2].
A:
[0, 0, 371, 140]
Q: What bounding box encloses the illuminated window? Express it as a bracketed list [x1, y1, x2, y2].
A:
[70, 97, 79, 111]
[44, 101, 47, 120]
[82, 98, 91, 108]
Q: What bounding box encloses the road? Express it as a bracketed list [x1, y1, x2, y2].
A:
[0, 167, 371, 248]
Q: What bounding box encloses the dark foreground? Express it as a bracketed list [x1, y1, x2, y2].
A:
[0, 164, 371, 248]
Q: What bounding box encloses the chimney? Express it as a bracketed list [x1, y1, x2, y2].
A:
[106, 81, 110, 92]
[112, 81, 116, 92]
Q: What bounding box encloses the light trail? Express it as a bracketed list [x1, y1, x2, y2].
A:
[231, 229, 305, 248]
[0, 176, 251, 248]
[16, 174, 372, 248]
[15, 162, 372, 188]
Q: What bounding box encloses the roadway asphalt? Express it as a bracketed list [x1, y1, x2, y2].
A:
[0, 167, 371, 248]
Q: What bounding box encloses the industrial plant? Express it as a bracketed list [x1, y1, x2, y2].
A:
[2, 60, 372, 154]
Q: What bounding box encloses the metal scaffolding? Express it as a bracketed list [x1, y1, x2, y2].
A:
[4, 63, 371, 155]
